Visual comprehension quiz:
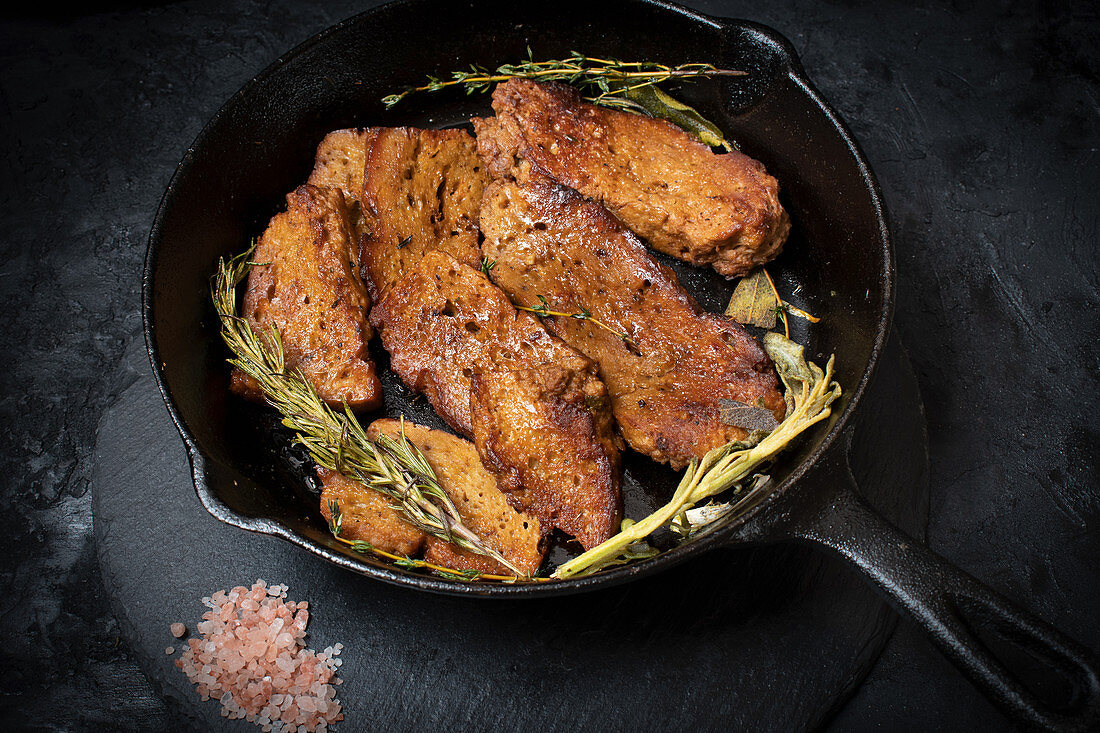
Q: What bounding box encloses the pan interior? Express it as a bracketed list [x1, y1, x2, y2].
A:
[146, 0, 889, 593]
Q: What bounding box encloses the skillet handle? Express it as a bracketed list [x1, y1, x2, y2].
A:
[782, 447, 1100, 732]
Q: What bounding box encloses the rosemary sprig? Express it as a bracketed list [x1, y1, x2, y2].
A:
[212, 248, 527, 579]
[517, 294, 635, 345]
[327, 499, 541, 583]
[382, 50, 743, 108]
[553, 332, 841, 578]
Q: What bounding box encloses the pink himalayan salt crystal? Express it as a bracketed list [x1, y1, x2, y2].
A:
[174, 580, 345, 732]
[170, 623, 187, 638]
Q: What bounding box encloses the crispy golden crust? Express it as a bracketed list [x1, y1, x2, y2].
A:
[369, 251, 622, 547]
[307, 128, 377, 205]
[479, 179, 786, 469]
[475, 79, 790, 278]
[471, 365, 621, 550]
[367, 419, 545, 577]
[307, 128, 378, 244]
[318, 467, 425, 557]
[359, 127, 487, 300]
[229, 184, 382, 410]
[369, 250, 594, 435]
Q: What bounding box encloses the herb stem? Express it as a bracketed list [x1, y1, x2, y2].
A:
[761, 268, 821, 333]
[516, 295, 635, 345]
[761, 267, 790, 338]
[401, 66, 742, 98]
[328, 501, 547, 583]
[382, 51, 744, 110]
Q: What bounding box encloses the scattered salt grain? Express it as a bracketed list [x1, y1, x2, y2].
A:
[173, 580, 345, 732]
[165, 646, 174, 655]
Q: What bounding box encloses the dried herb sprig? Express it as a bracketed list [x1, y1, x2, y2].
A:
[727, 267, 821, 338]
[382, 50, 743, 149]
[517, 294, 635, 345]
[553, 332, 840, 578]
[383, 50, 743, 108]
[326, 499, 542, 583]
[761, 268, 819, 338]
[212, 248, 527, 579]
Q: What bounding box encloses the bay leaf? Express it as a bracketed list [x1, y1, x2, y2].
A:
[725, 268, 778, 329]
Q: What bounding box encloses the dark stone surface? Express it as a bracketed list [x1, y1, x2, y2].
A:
[0, 0, 1095, 730]
[92, 330, 925, 732]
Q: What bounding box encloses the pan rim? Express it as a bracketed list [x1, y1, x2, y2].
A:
[142, 0, 894, 599]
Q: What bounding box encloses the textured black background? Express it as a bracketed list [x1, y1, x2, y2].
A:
[0, 0, 1096, 730]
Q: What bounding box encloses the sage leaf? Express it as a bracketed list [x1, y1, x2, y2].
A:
[718, 398, 780, 432]
[624, 84, 735, 150]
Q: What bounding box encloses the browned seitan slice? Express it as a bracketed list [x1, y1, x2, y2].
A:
[474, 78, 790, 278]
[317, 466, 424, 557]
[368, 419, 545, 575]
[306, 128, 376, 205]
[479, 178, 786, 469]
[229, 184, 382, 411]
[307, 128, 379, 245]
[369, 251, 622, 549]
[359, 127, 488, 300]
[470, 365, 622, 549]
[317, 419, 545, 576]
[368, 250, 596, 435]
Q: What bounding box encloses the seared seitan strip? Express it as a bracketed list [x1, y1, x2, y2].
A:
[470, 366, 622, 549]
[307, 128, 378, 243]
[369, 251, 622, 549]
[474, 78, 789, 278]
[318, 419, 545, 576]
[359, 127, 487, 300]
[479, 179, 786, 469]
[230, 184, 382, 411]
[317, 466, 424, 557]
[369, 251, 595, 434]
[307, 128, 377, 205]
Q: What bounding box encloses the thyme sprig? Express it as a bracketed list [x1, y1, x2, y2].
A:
[212, 248, 527, 579]
[382, 50, 741, 149]
[382, 50, 744, 109]
[517, 294, 635, 345]
[553, 332, 841, 578]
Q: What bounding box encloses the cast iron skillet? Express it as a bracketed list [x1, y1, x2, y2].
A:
[144, 0, 1099, 729]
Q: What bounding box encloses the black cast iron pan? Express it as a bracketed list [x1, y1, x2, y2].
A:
[143, 0, 1099, 729]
